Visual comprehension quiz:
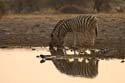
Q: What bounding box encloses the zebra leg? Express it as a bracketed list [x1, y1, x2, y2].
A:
[57, 47, 64, 56]
[78, 48, 86, 55]
[61, 39, 67, 55]
[57, 38, 66, 56]
[49, 42, 57, 55]
[63, 46, 67, 55]
[90, 33, 96, 47]
[73, 32, 77, 55]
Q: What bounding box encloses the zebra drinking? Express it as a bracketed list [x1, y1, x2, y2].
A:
[49, 15, 98, 55]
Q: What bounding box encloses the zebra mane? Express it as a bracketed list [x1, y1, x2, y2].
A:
[51, 20, 65, 37]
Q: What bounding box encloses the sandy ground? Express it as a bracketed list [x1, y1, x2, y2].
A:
[0, 14, 125, 52]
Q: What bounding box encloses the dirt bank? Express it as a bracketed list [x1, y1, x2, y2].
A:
[0, 14, 125, 52]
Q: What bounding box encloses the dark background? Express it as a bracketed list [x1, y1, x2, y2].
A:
[0, 0, 125, 14]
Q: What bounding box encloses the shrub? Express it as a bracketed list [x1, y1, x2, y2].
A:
[0, 0, 6, 18]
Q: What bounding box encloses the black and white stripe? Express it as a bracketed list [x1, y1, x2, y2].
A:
[49, 15, 98, 50]
[49, 15, 99, 78]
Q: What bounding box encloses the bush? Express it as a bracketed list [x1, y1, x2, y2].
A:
[41, 8, 60, 14]
[0, 1, 6, 12]
[59, 5, 93, 14]
[0, 0, 6, 18]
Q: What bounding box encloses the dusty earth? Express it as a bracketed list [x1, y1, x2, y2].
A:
[0, 14, 125, 53]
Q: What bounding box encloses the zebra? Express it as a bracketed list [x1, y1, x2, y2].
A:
[49, 15, 98, 55]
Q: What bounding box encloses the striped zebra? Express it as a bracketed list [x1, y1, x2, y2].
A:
[49, 15, 98, 54]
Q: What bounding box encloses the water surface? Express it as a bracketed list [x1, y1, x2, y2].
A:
[0, 47, 125, 83]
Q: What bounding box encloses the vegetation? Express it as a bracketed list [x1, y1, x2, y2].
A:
[0, 1, 5, 12]
[0, 0, 125, 14]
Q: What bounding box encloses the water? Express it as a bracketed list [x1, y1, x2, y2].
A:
[0, 47, 125, 83]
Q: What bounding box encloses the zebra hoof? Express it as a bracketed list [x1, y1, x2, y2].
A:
[32, 48, 36, 51]
[40, 60, 45, 63]
[40, 55, 45, 58]
[36, 55, 40, 58]
[121, 60, 125, 63]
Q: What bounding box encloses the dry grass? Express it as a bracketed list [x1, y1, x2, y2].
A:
[1, 13, 125, 23]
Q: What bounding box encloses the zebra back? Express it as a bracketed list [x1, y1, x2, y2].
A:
[56, 15, 98, 37]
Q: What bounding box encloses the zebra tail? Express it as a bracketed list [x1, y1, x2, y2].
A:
[95, 27, 98, 37]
